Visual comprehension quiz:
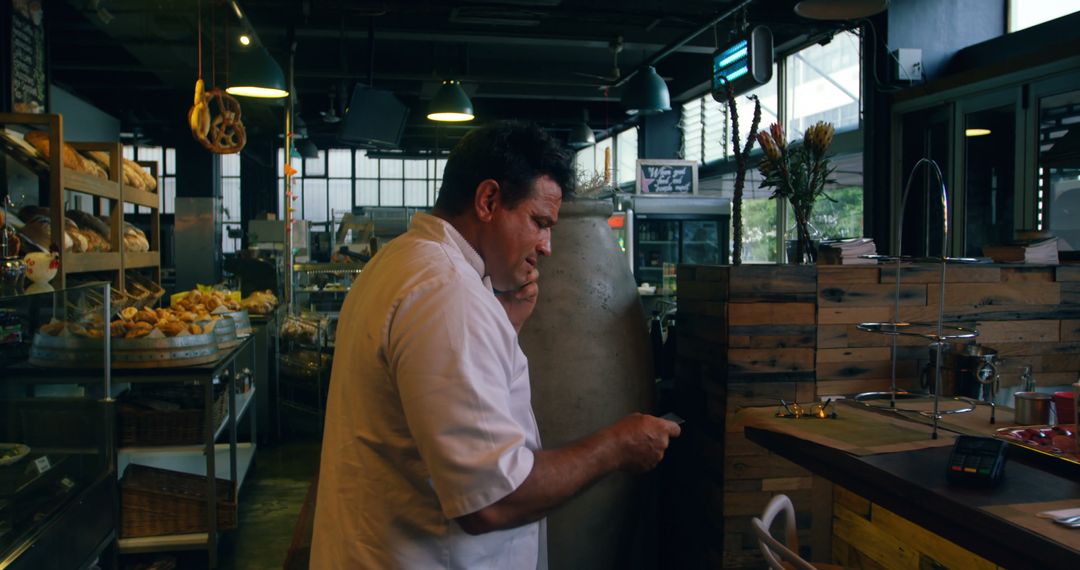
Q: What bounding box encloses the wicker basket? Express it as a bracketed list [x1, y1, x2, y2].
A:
[117, 385, 228, 447]
[120, 464, 236, 538]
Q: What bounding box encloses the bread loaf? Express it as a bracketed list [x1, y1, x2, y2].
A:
[66, 210, 112, 251]
[84, 152, 158, 191]
[122, 222, 150, 252]
[23, 131, 108, 179]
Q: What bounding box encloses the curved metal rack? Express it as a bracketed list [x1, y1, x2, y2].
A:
[856, 159, 980, 439]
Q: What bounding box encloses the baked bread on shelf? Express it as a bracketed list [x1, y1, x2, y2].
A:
[84, 151, 158, 192]
[23, 131, 107, 179]
[122, 222, 150, 252]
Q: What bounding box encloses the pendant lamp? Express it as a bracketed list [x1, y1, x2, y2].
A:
[622, 66, 670, 116]
[226, 46, 289, 99]
[794, 0, 889, 20]
[298, 138, 319, 159]
[427, 80, 475, 122]
[568, 120, 596, 149]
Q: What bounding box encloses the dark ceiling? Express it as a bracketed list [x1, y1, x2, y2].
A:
[49, 0, 840, 153]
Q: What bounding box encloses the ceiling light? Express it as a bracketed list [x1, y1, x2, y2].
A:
[225, 47, 289, 99]
[622, 66, 670, 116]
[568, 121, 595, 149]
[239, 34, 251, 46]
[965, 128, 992, 137]
[794, 0, 889, 20]
[427, 80, 475, 122]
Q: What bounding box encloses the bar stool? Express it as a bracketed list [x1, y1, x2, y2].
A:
[751, 494, 844, 570]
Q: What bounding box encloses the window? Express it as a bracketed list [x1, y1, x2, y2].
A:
[785, 31, 861, 140]
[221, 153, 241, 254]
[276, 148, 446, 222]
[122, 145, 177, 214]
[615, 128, 638, 186]
[1009, 0, 1080, 32]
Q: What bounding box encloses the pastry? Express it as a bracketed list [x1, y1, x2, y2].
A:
[23, 131, 108, 178]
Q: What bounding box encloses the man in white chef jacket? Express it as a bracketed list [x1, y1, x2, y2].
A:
[310, 121, 681, 569]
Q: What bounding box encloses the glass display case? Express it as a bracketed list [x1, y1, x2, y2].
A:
[290, 262, 363, 315]
[0, 282, 116, 570]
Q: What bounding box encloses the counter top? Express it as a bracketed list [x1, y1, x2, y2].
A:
[744, 403, 1080, 569]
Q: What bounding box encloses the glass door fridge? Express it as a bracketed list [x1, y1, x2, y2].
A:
[631, 196, 730, 287]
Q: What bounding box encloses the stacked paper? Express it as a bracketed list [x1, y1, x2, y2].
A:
[983, 237, 1059, 264]
[819, 238, 878, 265]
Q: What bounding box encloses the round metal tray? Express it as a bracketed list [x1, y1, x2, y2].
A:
[30, 330, 220, 368]
[856, 321, 978, 341]
[221, 310, 252, 336]
[853, 390, 977, 417]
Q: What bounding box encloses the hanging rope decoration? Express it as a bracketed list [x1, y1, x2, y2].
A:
[188, 0, 246, 154]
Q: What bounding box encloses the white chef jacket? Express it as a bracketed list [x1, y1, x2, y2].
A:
[310, 213, 545, 569]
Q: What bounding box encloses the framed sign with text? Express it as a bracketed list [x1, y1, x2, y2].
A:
[635, 159, 698, 195]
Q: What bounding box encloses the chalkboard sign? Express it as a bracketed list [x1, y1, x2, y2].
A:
[635, 159, 698, 195]
[9, 0, 46, 114]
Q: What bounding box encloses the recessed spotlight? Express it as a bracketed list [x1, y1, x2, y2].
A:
[239, 34, 251, 46]
[965, 128, 991, 137]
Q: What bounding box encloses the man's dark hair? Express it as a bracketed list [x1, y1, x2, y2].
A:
[434, 121, 576, 216]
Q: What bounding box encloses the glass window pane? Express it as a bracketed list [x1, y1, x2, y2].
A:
[223, 222, 242, 254]
[404, 180, 427, 206]
[305, 150, 326, 176]
[703, 97, 726, 163]
[302, 178, 328, 222]
[328, 148, 352, 178]
[575, 146, 595, 179]
[726, 68, 779, 159]
[328, 179, 352, 220]
[680, 98, 704, 164]
[785, 30, 861, 139]
[403, 159, 426, 179]
[166, 148, 176, 175]
[222, 177, 241, 222]
[436, 159, 448, 181]
[355, 180, 379, 206]
[615, 128, 638, 186]
[277, 148, 286, 177]
[1010, 1, 1080, 32]
[124, 202, 134, 214]
[380, 179, 404, 206]
[380, 159, 403, 179]
[1038, 88, 1080, 251]
[163, 177, 176, 215]
[356, 151, 378, 178]
[220, 153, 240, 178]
[742, 196, 778, 263]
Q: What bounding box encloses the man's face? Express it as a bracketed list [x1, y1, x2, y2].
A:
[485, 175, 562, 292]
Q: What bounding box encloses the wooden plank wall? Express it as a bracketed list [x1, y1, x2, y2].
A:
[676, 263, 1080, 569]
[677, 265, 831, 569]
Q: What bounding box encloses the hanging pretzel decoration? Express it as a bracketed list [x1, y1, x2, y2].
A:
[202, 87, 246, 153]
[187, 0, 246, 154]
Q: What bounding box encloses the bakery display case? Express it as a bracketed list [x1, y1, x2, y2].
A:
[0, 282, 116, 570]
[278, 313, 335, 433]
[290, 262, 361, 314]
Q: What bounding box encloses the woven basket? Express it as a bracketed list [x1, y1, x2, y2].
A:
[120, 464, 237, 538]
[118, 385, 227, 447]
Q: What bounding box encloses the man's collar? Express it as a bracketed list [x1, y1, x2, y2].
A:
[410, 212, 491, 288]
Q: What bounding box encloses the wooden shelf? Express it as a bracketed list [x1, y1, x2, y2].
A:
[123, 185, 158, 208]
[64, 251, 122, 273]
[123, 250, 160, 269]
[63, 168, 121, 200]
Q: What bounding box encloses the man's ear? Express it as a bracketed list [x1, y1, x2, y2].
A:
[473, 179, 501, 222]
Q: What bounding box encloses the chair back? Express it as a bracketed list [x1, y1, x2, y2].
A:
[750, 494, 818, 570]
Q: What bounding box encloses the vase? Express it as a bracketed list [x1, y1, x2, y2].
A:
[519, 198, 655, 570]
[787, 207, 818, 264]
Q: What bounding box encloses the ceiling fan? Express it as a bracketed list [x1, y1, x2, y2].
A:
[320, 90, 341, 124]
[573, 37, 623, 83]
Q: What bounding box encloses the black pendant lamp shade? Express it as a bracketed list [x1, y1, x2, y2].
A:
[427, 80, 475, 122]
[298, 138, 319, 159]
[568, 121, 596, 149]
[225, 46, 289, 99]
[622, 66, 670, 115]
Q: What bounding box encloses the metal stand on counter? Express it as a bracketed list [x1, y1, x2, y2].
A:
[854, 159, 980, 440]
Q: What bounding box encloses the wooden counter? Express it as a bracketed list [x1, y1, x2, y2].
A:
[744, 404, 1080, 569]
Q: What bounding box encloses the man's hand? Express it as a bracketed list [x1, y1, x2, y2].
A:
[605, 413, 682, 473]
[496, 268, 539, 333]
